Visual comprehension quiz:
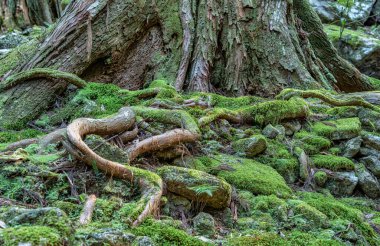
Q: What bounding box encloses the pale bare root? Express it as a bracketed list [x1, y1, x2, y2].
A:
[79, 194, 97, 225]
[65, 107, 163, 226]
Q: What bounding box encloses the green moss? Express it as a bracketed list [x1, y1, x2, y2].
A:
[198, 154, 292, 197]
[0, 129, 42, 143]
[92, 198, 122, 223]
[1, 226, 62, 246]
[314, 171, 328, 187]
[311, 155, 354, 171]
[299, 192, 380, 245]
[131, 219, 208, 246]
[368, 76, 380, 90]
[289, 200, 329, 228]
[326, 106, 359, 119]
[232, 135, 267, 157]
[311, 117, 361, 140]
[294, 131, 331, 154]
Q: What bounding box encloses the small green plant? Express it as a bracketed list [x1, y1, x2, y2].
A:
[189, 184, 218, 197]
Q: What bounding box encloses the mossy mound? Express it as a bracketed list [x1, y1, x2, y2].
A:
[311, 155, 355, 171]
[311, 118, 361, 140]
[197, 154, 292, 197]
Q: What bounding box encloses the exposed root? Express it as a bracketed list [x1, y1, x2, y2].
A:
[79, 194, 96, 225]
[127, 129, 198, 162]
[4, 138, 38, 151]
[199, 97, 310, 126]
[0, 68, 87, 92]
[119, 127, 139, 144]
[276, 89, 380, 112]
[64, 107, 163, 226]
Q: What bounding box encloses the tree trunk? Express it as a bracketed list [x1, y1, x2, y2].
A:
[0, 0, 374, 129]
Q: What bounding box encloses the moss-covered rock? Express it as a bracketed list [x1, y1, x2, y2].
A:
[157, 166, 232, 209]
[0, 225, 62, 246]
[355, 163, 380, 198]
[294, 131, 331, 155]
[197, 154, 292, 197]
[314, 171, 328, 187]
[192, 212, 215, 237]
[311, 117, 361, 140]
[232, 135, 267, 157]
[311, 155, 355, 171]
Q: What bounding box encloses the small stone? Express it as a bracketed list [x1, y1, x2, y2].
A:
[325, 171, 358, 196]
[356, 164, 380, 198]
[232, 135, 267, 157]
[361, 156, 380, 177]
[282, 120, 301, 136]
[133, 236, 155, 246]
[193, 212, 215, 237]
[262, 124, 277, 139]
[343, 137, 362, 158]
[363, 134, 380, 151]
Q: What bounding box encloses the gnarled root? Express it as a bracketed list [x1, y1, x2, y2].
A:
[0, 68, 87, 92]
[64, 107, 163, 226]
[276, 89, 380, 112]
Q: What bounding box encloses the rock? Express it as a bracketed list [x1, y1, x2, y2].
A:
[310, 0, 376, 26]
[1, 207, 67, 226]
[163, 194, 191, 217]
[359, 147, 380, 156]
[262, 124, 285, 139]
[283, 120, 302, 136]
[361, 156, 380, 177]
[197, 154, 292, 197]
[311, 117, 361, 140]
[298, 150, 310, 182]
[81, 228, 136, 245]
[363, 134, 380, 151]
[324, 25, 380, 79]
[157, 166, 232, 209]
[0, 32, 28, 49]
[133, 236, 155, 246]
[355, 164, 380, 198]
[343, 137, 362, 158]
[325, 171, 358, 196]
[232, 135, 267, 157]
[193, 212, 215, 237]
[358, 108, 380, 131]
[314, 171, 328, 187]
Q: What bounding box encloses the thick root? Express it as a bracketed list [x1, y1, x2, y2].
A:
[199, 97, 309, 126]
[0, 68, 87, 92]
[276, 89, 380, 112]
[65, 107, 163, 226]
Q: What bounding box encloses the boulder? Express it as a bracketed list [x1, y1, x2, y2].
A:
[356, 164, 380, 198]
[325, 171, 358, 196]
[232, 135, 267, 157]
[311, 117, 361, 140]
[282, 120, 302, 136]
[133, 236, 155, 246]
[343, 137, 362, 158]
[157, 166, 232, 209]
[0, 32, 28, 49]
[193, 212, 215, 237]
[77, 228, 136, 245]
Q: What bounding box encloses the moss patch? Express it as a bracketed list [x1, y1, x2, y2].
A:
[311, 155, 355, 171]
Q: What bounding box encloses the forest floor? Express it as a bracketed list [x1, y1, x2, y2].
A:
[1, 80, 380, 245]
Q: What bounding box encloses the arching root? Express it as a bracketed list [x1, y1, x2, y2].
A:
[0, 68, 87, 92]
[276, 89, 380, 112]
[64, 107, 163, 226]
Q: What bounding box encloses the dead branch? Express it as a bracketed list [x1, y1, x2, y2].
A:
[79, 194, 96, 225]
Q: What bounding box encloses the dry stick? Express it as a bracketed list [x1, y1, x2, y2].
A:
[64, 107, 163, 226]
[79, 194, 97, 225]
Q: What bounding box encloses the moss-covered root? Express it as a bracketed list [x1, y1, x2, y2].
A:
[199, 97, 309, 126]
[64, 107, 163, 226]
[277, 89, 380, 112]
[0, 68, 88, 93]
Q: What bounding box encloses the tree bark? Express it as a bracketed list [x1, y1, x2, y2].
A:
[0, 0, 374, 129]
